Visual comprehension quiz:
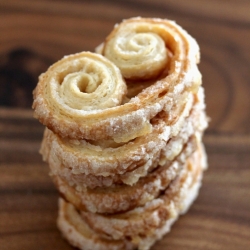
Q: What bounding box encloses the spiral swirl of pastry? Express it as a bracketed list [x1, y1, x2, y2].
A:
[103, 21, 168, 80]
[33, 18, 201, 142]
[58, 54, 126, 111]
[33, 52, 130, 140]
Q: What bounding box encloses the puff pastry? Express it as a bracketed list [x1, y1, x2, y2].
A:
[32, 17, 208, 250]
[52, 136, 197, 214]
[41, 88, 206, 190]
[57, 141, 205, 250]
[33, 18, 201, 143]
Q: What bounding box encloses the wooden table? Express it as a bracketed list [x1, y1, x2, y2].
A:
[0, 1, 250, 249]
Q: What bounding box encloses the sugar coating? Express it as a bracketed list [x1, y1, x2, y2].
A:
[34, 17, 208, 250]
[57, 143, 204, 249]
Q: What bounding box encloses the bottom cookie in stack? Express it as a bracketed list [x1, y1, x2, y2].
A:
[57, 140, 206, 250]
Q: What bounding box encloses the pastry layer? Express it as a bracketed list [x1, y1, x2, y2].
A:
[57, 141, 205, 250]
[33, 18, 201, 143]
[40, 88, 207, 188]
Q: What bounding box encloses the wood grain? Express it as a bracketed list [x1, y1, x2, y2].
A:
[0, 0, 250, 249]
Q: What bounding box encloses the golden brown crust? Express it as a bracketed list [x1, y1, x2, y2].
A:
[52, 135, 198, 214]
[57, 141, 205, 250]
[33, 17, 208, 250]
[33, 18, 201, 143]
[79, 142, 205, 241]
[40, 92, 194, 178]
[57, 198, 135, 250]
[41, 88, 206, 190]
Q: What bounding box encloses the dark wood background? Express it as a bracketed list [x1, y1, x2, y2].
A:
[0, 1, 250, 249]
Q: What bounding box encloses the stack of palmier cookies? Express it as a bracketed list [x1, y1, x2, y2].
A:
[33, 17, 208, 250]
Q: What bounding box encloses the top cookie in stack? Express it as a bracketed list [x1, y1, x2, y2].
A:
[33, 17, 208, 250]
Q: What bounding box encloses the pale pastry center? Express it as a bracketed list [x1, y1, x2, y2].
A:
[103, 23, 169, 80]
[55, 55, 126, 111]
